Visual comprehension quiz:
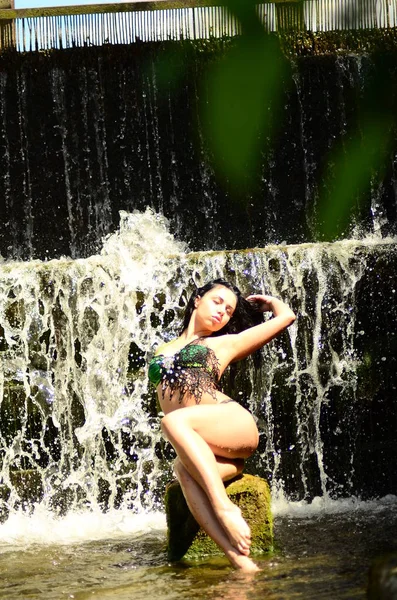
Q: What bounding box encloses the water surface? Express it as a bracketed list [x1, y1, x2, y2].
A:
[1, 498, 396, 599]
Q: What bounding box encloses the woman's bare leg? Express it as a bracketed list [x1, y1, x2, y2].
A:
[174, 458, 259, 572]
[161, 402, 259, 555]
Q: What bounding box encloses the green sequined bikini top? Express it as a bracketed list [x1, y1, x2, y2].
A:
[148, 338, 220, 404]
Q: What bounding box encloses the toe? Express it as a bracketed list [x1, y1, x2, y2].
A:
[238, 542, 250, 556]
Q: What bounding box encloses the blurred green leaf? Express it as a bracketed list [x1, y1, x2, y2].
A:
[317, 54, 396, 239]
[200, 1, 287, 192]
[317, 118, 391, 239]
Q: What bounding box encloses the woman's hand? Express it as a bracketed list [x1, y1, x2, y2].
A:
[246, 294, 296, 320]
[221, 294, 296, 363]
[246, 294, 275, 313]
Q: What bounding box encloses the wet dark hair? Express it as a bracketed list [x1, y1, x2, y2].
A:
[179, 278, 264, 336]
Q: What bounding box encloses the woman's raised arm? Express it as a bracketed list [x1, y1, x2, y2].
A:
[226, 295, 296, 362]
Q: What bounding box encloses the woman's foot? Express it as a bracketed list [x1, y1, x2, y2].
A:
[228, 549, 260, 572]
[217, 504, 252, 555]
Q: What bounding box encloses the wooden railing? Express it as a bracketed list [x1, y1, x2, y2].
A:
[0, 0, 396, 52]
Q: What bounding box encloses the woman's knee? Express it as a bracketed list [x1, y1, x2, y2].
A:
[161, 409, 191, 439]
[160, 411, 179, 439]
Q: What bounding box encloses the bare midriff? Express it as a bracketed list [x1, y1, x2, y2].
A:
[157, 386, 233, 415]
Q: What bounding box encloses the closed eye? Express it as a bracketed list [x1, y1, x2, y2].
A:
[213, 295, 234, 316]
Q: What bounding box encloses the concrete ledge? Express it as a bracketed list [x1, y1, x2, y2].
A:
[165, 473, 273, 561]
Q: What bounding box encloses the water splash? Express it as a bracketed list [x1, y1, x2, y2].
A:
[0, 210, 396, 534]
[273, 493, 397, 518]
[0, 506, 166, 549]
[0, 209, 186, 523]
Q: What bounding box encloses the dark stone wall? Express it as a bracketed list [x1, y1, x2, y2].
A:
[0, 36, 396, 260]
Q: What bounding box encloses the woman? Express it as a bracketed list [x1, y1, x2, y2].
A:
[149, 279, 296, 571]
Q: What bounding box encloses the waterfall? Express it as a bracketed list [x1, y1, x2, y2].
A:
[1, 209, 396, 524]
[0, 41, 396, 261]
[0, 23, 396, 532]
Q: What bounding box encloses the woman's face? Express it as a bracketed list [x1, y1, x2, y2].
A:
[194, 285, 237, 332]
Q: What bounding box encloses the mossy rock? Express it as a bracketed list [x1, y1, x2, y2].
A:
[165, 473, 273, 561]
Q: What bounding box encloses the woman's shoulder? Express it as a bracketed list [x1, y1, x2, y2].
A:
[204, 333, 239, 364]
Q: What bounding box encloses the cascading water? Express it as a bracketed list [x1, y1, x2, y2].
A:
[1, 31, 397, 600]
[1, 41, 397, 260]
[1, 209, 396, 536]
[0, 210, 183, 522]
